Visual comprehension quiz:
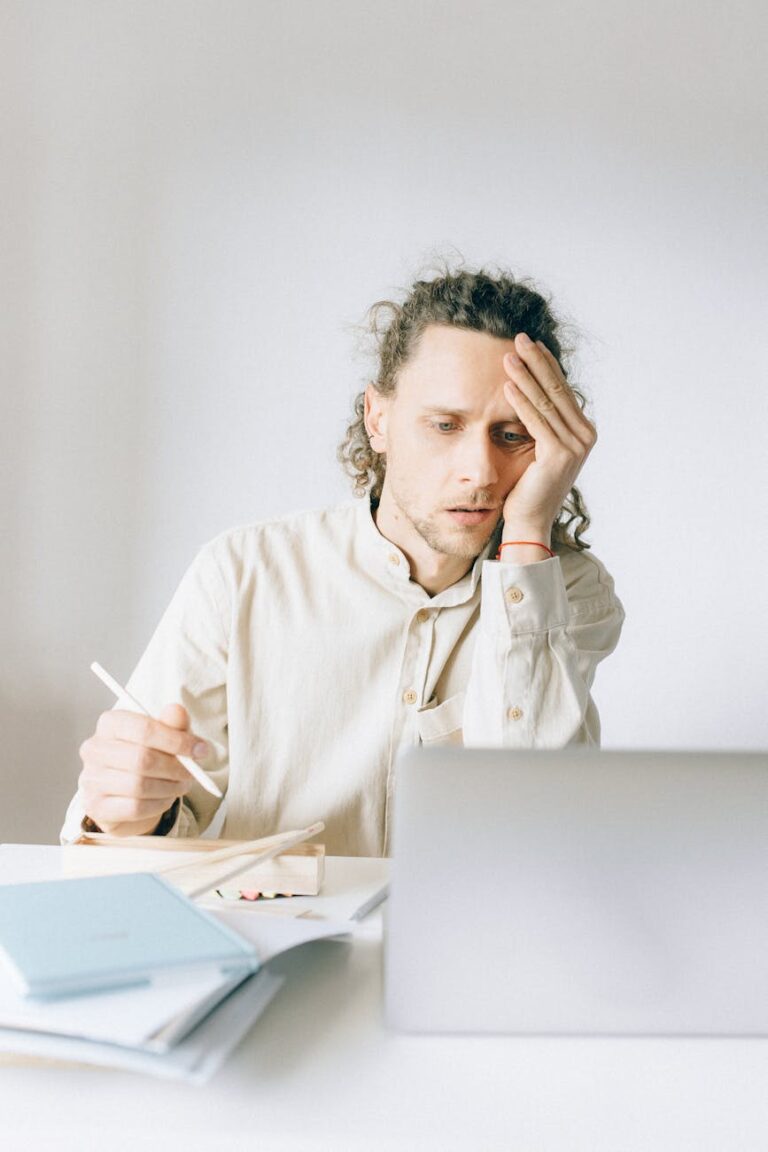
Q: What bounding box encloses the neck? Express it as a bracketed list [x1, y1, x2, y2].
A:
[372, 489, 479, 596]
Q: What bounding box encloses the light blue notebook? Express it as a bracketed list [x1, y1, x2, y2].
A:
[0, 872, 259, 999]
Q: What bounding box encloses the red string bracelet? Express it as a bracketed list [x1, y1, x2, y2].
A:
[496, 540, 555, 560]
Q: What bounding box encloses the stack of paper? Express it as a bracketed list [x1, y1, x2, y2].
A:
[0, 848, 389, 1081]
[0, 960, 252, 1052]
[0, 967, 286, 1083]
[0, 872, 281, 1081]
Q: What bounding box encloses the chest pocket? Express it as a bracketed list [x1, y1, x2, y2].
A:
[415, 691, 465, 747]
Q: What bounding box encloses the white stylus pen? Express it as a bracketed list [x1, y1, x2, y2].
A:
[90, 661, 223, 798]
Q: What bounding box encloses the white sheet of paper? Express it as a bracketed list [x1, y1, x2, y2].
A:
[0, 964, 243, 1049]
[207, 911, 352, 963]
[0, 968, 284, 1083]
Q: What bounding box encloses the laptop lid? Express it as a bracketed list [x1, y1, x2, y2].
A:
[385, 747, 768, 1036]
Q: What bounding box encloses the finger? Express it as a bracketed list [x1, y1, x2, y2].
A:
[158, 702, 191, 731]
[534, 339, 568, 382]
[534, 342, 597, 447]
[513, 338, 598, 442]
[504, 380, 589, 484]
[506, 354, 595, 453]
[96, 708, 209, 761]
[503, 379, 557, 448]
[80, 738, 193, 786]
[510, 340, 595, 445]
[503, 366, 583, 452]
[79, 763, 188, 803]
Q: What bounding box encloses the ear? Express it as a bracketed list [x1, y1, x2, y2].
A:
[364, 384, 389, 454]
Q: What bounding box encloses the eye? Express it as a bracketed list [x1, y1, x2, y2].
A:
[495, 429, 529, 446]
[431, 420, 457, 433]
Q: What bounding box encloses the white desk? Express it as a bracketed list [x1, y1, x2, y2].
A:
[2, 850, 768, 1152]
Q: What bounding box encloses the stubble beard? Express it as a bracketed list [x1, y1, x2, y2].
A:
[392, 486, 501, 560]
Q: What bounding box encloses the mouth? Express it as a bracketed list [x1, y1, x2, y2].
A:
[446, 507, 498, 527]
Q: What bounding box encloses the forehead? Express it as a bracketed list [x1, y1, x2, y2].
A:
[404, 324, 517, 375]
[395, 324, 521, 415]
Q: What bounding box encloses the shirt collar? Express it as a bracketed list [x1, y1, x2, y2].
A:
[353, 494, 498, 607]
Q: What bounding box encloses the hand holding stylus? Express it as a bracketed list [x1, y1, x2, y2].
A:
[77, 662, 222, 837]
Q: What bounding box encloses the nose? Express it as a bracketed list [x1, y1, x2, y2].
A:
[457, 431, 499, 489]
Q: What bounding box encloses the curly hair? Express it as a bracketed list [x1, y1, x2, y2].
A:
[338, 260, 592, 551]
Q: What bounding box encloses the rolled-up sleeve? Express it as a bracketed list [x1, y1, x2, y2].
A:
[462, 549, 624, 748]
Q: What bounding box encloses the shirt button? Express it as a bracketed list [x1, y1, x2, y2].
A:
[402, 689, 418, 705]
[415, 609, 429, 624]
[507, 706, 524, 721]
[505, 586, 524, 604]
[388, 553, 401, 567]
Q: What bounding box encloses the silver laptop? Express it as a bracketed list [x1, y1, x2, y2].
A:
[385, 747, 768, 1036]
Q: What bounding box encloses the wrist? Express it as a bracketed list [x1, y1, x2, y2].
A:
[81, 800, 179, 838]
[498, 525, 554, 565]
[502, 518, 551, 540]
[83, 816, 160, 837]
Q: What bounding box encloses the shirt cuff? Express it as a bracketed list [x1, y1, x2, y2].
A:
[480, 556, 570, 635]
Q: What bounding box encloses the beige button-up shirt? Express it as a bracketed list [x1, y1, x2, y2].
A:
[61, 499, 625, 855]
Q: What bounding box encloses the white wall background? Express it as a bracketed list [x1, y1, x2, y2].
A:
[2, 0, 766, 843]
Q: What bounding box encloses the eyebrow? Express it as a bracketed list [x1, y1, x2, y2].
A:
[419, 405, 526, 426]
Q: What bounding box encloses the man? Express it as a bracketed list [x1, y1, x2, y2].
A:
[62, 266, 625, 855]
